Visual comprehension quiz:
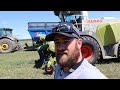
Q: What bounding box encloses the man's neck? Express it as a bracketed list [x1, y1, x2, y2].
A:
[63, 67, 71, 72]
[63, 57, 83, 72]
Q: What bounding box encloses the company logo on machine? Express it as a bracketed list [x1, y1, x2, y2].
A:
[34, 32, 46, 37]
[34, 32, 38, 36]
[85, 19, 103, 23]
[34, 32, 46, 38]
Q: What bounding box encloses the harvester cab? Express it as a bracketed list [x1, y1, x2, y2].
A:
[54, 11, 89, 30]
[0, 28, 21, 53]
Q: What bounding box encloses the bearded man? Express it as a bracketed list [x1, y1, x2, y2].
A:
[45, 22, 107, 79]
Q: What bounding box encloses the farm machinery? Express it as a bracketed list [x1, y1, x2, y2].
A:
[54, 11, 120, 64]
[25, 22, 59, 74]
[0, 28, 21, 54]
[26, 11, 120, 74]
[24, 22, 59, 51]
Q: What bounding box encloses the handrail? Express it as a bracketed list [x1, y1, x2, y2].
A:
[28, 22, 59, 28]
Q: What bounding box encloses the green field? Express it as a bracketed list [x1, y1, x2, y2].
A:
[0, 40, 53, 79]
[0, 40, 120, 79]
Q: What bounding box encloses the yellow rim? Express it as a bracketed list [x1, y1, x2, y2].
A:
[46, 66, 53, 72]
[1, 43, 9, 50]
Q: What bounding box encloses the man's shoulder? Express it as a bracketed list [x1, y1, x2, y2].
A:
[80, 59, 100, 71]
[77, 59, 107, 79]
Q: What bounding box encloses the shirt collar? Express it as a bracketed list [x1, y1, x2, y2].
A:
[69, 58, 84, 72]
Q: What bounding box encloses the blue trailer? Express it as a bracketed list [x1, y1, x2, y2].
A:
[24, 22, 59, 50]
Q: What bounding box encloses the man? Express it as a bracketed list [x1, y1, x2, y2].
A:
[45, 22, 107, 79]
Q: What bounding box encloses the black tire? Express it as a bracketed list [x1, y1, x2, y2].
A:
[0, 38, 16, 53]
[117, 44, 120, 62]
[81, 36, 101, 65]
[45, 65, 55, 75]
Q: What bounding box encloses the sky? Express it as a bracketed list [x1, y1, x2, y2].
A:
[0, 11, 120, 40]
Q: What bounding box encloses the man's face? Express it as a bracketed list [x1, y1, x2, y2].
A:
[54, 34, 82, 68]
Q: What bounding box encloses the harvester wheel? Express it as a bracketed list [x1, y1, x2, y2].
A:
[0, 38, 15, 53]
[81, 36, 101, 65]
[117, 44, 120, 62]
[45, 65, 55, 75]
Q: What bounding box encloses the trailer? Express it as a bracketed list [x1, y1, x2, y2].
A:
[24, 22, 59, 50]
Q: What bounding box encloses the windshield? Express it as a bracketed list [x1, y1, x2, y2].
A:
[64, 15, 74, 22]
[0, 30, 12, 37]
[64, 15, 80, 23]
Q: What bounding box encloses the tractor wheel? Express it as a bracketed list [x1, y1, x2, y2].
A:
[81, 36, 101, 65]
[45, 65, 55, 75]
[0, 38, 15, 53]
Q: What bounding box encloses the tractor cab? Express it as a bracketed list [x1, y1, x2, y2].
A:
[0, 28, 12, 37]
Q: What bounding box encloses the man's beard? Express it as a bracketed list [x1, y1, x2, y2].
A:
[57, 46, 80, 68]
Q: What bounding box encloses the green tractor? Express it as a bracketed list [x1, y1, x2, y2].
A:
[34, 35, 57, 75]
[0, 28, 21, 54]
[44, 41, 57, 75]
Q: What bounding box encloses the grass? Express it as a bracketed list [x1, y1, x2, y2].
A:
[96, 62, 120, 79]
[0, 50, 54, 79]
[1, 40, 120, 79]
[0, 40, 54, 79]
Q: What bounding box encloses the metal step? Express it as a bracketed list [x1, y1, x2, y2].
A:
[104, 56, 117, 59]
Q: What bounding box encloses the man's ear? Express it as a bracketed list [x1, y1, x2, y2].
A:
[77, 38, 82, 48]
